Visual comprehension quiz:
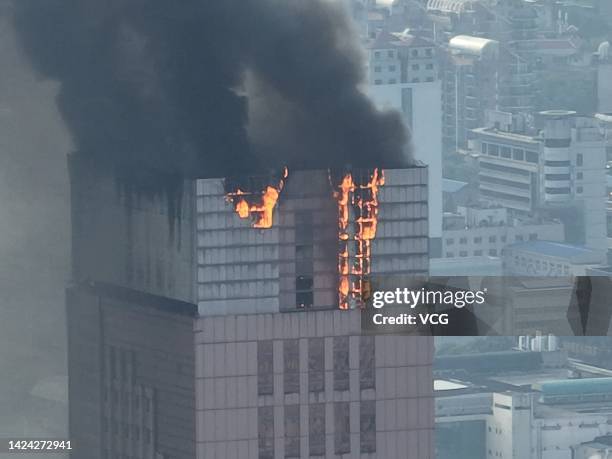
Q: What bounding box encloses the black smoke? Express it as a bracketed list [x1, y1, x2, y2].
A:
[13, 0, 411, 193]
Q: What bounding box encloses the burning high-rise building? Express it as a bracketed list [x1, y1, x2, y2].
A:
[196, 167, 429, 314]
[67, 164, 434, 459]
[43, 0, 434, 456]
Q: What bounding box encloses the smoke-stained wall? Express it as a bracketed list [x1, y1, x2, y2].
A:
[70, 154, 195, 302]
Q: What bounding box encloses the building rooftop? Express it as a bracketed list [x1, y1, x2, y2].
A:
[427, 0, 478, 14]
[367, 30, 435, 50]
[472, 126, 541, 144]
[449, 35, 499, 57]
[435, 351, 544, 374]
[507, 241, 601, 262]
[442, 178, 468, 193]
[537, 377, 612, 396]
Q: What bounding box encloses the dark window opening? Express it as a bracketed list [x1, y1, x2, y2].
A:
[284, 405, 300, 458]
[333, 337, 349, 391]
[309, 404, 326, 456]
[359, 336, 375, 390]
[284, 340, 300, 394]
[258, 341, 274, 395]
[258, 406, 275, 459]
[308, 338, 325, 393]
[334, 403, 350, 455]
[360, 401, 376, 453]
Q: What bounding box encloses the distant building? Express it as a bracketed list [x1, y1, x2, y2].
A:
[441, 204, 565, 259]
[572, 436, 612, 459]
[470, 110, 607, 254]
[596, 41, 612, 114]
[442, 178, 478, 212]
[435, 347, 612, 459]
[365, 31, 444, 254]
[503, 241, 605, 276]
[441, 35, 499, 152]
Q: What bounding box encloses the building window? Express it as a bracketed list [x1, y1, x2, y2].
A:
[309, 404, 326, 456]
[545, 187, 571, 194]
[374, 79, 382, 85]
[501, 147, 511, 159]
[426, 48, 433, 56]
[359, 336, 375, 390]
[577, 172, 583, 180]
[489, 236, 496, 243]
[426, 77, 434, 82]
[388, 50, 394, 58]
[360, 401, 376, 453]
[481, 143, 488, 154]
[446, 252, 454, 258]
[374, 51, 381, 59]
[526, 151, 539, 163]
[412, 64, 420, 71]
[474, 237, 482, 243]
[474, 250, 483, 256]
[512, 148, 524, 161]
[284, 340, 300, 394]
[577, 186, 583, 194]
[258, 407, 275, 459]
[459, 251, 468, 257]
[501, 236, 507, 242]
[411, 49, 418, 57]
[374, 66, 381, 73]
[515, 235, 524, 242]
[489, 249, 497, 256]
[529, 233, 537, 241]
[545, 160, 570, 167]
[284, 405, 300, 458]
[333, 337, 349, 391]
[426, 63, 434, 70]
[258, 341, 274, 395]
[411, 78, 420, 83]
[545, 173, 570, 181]
[577, 153, 583, 166]
[308, 338, 324, 393]
[446, 238, 454, 245]
[389, 65, 396, 72]
[459, 237, 467, 244]
[334, 403, 350, 455]
[389, 79, 397, 84]
[489, 144, 499, 156]
[296, 270, 313, 309]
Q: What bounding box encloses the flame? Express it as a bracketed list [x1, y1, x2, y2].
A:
[226, 169, 288, 229]
[251, 186, 279, 229]
[332, 168, 384, 310]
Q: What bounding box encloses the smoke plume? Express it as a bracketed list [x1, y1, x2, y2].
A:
[13, 0, 411, 192]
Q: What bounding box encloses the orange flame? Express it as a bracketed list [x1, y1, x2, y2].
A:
[333, 168, 384, 310]
[226, 169, 288, 229]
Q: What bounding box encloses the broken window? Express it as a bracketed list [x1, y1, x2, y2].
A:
[309, 404, 325, 456]
[334, 402, 350, 455]
[296, 275, 313, 309]
[284, 405, 300, 458]
[308, 338, 324, 393]
[333, 337, 349, 391]
[258, 341, 274, 395]
[359, 336, 375, 390]
[258, 406, 274, 459]
[360, 401, 376, 453]
[284, 339, 300, 394]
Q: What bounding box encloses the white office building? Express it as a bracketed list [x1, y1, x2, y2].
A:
[364, 31, 443, 254]
[470, 110, 607, 255]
